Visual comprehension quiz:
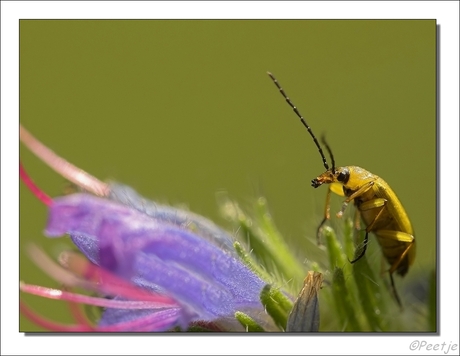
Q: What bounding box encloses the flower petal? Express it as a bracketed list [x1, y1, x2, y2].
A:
[45, 193, 266, 325]
[109, 183, 237, 255]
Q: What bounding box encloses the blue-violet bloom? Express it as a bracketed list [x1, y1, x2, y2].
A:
[19, 125, 284, 332]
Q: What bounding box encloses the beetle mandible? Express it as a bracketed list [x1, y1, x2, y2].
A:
[267, 72, 415, 306]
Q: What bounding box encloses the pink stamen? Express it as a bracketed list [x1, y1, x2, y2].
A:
[66, 292, 93, 328]
[19, 162, 53, 206]
[20, 300, 94, 332]
[27, 245, 87, 289]
[20, 124, 110, 197]
[61, 252, 179, 306]
[21, 298, 181, 332]
[20, 282, 178, 310]
[27, 246, 179, 308]
[21, 297, 182, 332]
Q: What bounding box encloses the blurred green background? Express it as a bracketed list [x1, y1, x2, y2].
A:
[19, 20, 436, 331]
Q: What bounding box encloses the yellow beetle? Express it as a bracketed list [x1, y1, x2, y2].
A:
[267, 72, 415, 306]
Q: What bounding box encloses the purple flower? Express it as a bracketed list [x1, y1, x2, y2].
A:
[47, 192, 267, 330]
[20, 189, 279, 331]
[19, 125, 287, 332]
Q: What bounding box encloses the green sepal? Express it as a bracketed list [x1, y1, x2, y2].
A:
[260, 284, 293, 330]
[233, 241, 272, 282]
[218, 194, 305, 294]
[235, 311, 265, 332]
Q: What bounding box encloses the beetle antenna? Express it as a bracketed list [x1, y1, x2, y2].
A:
[267, 72, 329, 171]
[321, 135, 335, 172]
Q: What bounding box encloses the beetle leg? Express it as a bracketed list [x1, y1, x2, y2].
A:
[353, 208, 362, 244]
[360, 198, 388, 230]
[336, 181, 375, 218]
[389, 240, 413, 309]
[359, 198, 386, 210]
[316, 186, 332, 245]
[375, 230, 415, 273]
[389, 272, 403, 309]
[348, 198, 387, 264]
[349, 230, 370, 263]
[373, 230, 415, 308]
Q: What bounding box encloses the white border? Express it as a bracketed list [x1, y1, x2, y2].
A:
[2, 1, 459, 355]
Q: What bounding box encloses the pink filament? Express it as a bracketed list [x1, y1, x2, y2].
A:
[19, 124, 110, 197]
[20, 300, 94, 332]
[20, 289, 182, 332]
[78, 256, 179, 306]
[26, 246, 180, 308]
[19, 162, 53, 206]
[66, 293, 93, 328]
[20, 282, 177, 310]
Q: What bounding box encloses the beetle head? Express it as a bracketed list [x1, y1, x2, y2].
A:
[311, 167, 350, 188]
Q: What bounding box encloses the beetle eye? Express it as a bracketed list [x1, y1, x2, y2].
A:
[337, 169, 349, 183]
